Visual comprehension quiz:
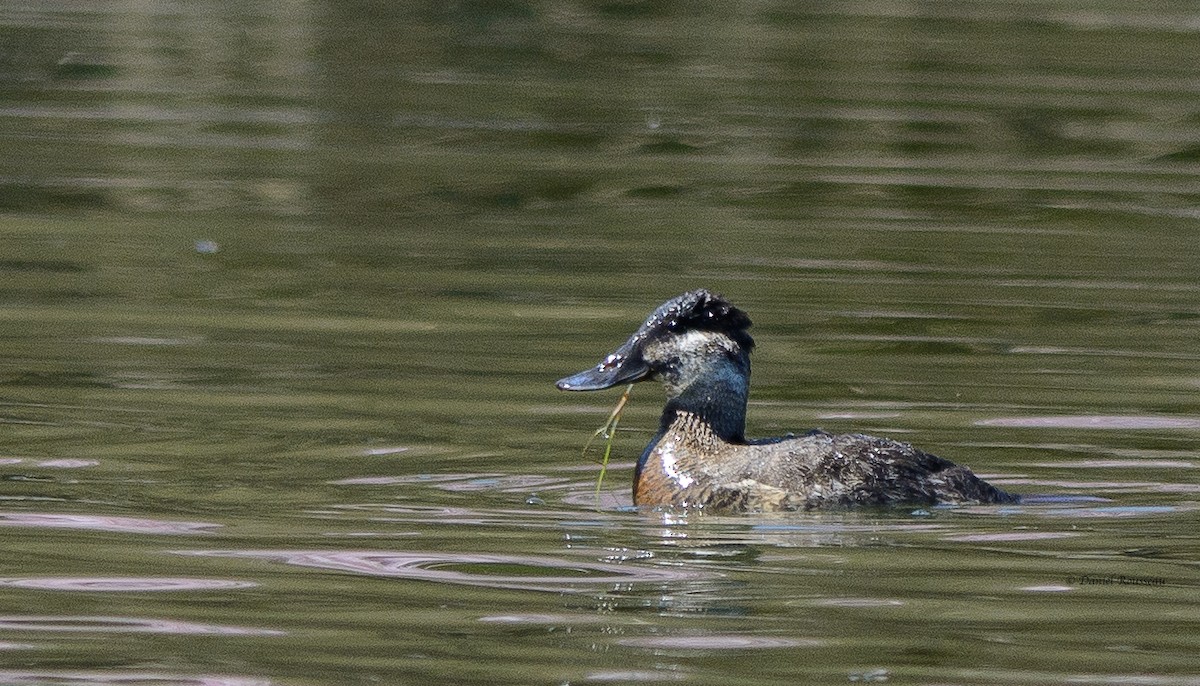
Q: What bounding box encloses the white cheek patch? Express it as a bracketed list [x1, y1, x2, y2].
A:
[644, 330, 737, 363]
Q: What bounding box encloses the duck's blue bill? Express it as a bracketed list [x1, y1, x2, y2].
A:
[556, 343, 651, 391]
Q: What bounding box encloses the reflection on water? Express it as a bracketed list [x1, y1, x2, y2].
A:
[997, 478, 1200, 494]
[0, 616, 283, 636]
[617, 635, 820, 650]
[581, 670, 687, 683]
[0, 458, 100, 469]
[803, 598, 904, 608]
[3, 0, 1200, 684]
[0, 673, 274, 686]
[978, 416, 1200, 429]
[175, 550, 710, 593]
[1023, 505, 1183, 518]
[478, 613, 633, 625]
[0, 577, 256, 592]
[331, 472, 574, 493]
[1029, 459, 1195, 469]
[0, 514, 220, 535]
[942, 531, 1080, 543]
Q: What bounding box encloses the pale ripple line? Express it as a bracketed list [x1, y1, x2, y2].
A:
[1010, 346, 1200, 360]
[1062, 675, 1200, 686]
[1000, 479, 1200, 493]
[1026, 460, 1195, 469]
[0, 577, 257, 592]
[479, 613, 640, 625]
[89, 336, 201, 346]
[330, 472, 501, 485]
[0, 616, 283, 636]
[617, 635, 820, 650]
[0, 671, 273, 685]
[0, 513, 220, 535]
[321, 502, 623, 525]
[173, 550, 709, 593]
[956, 670, 1200, 686]
[584, 670, 686, 682]
[818, 172, 1200, 196]
[807, 598, 905, 608]
[1029, 506, 1182, 518]
[0, 458, 99, 468]
[331, 473, 573, 493]
[748, 522, 950, 533]
[977, 415, 1200, 430]
[34, 459, 99, 469]
[360, 446, 409, 456]
[942, 531, 1081, 543]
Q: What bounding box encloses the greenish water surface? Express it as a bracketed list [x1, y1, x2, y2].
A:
[1, 2, 1199, 685]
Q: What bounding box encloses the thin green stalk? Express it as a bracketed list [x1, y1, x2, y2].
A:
[582, 384, 633, 506]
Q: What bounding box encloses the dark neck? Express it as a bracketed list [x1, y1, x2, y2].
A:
[660, 357, 749, 442]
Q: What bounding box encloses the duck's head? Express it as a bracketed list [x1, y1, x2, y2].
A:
[556, 289, 754, 399]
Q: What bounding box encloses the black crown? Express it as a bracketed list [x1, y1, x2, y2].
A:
[650, 289, 755, 350]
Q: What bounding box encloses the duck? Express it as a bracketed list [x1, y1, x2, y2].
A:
[556, 289, 1017, 512]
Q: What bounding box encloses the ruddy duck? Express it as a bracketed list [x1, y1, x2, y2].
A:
[557, 289, 1016, 512]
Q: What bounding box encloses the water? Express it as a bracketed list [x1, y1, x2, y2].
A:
[2, 1, 1199, 684]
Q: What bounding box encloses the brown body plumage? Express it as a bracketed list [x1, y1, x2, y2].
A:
[634, 412, 1013, 511]
[557, 289, 1016, 513]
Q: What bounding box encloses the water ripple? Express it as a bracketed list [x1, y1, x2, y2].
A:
[806, 597, 905, 608]
[976, 415, 1200, 430]
[0, 458, 99, 468]
[329, 472, 501, 486]
[89, 336, 201, 346]
[0, 577, 256, 592]
[1000, 479, 1200, 493]
[942, 531, 1081, 542]
[1026, 460, 1195, 469]
[1028, 506, 1182, 518]
[479, 613, 631, 625]
[617, 635, 819, 650]
[317, 502, 621, 528]
[0, 671, 273, 685]
[331, 472, 574, 493]
[0, 616, 283, 636]
[0, 513, 220, 535]
[584, 670, 686, 682]
[35, 459, 99, 469]
[174, 550, 710, 593]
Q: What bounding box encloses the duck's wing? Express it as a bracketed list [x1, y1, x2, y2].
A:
[691, 479, 803, 513]
[764, 432, 1014, 507]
